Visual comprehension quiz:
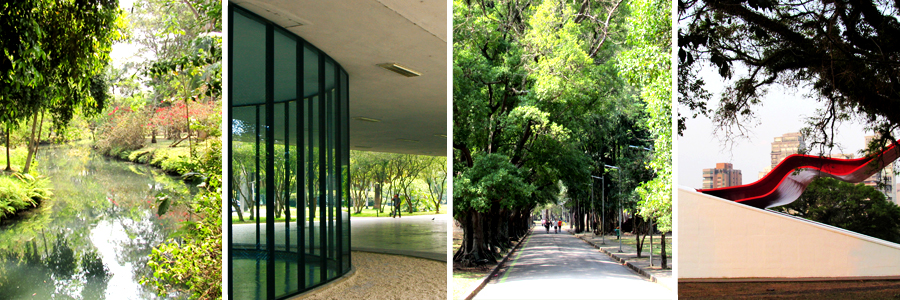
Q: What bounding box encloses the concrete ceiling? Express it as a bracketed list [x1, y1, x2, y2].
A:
[232, 0, 447, 156]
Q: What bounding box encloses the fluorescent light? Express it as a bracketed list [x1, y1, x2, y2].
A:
[377, 63, 421, 77]
[353, 117, 381, 123]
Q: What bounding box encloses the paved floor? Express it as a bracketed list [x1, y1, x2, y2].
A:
[570, 230, 674, 290]
[289, 252, 446, 300]
[232, 214, 447, 261]
[474, 229, 673, 299]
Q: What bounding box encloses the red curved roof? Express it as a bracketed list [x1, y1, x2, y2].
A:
[698, 143, 900, 209]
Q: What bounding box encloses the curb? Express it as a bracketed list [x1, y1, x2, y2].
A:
[568, 230, 664, 286]
[462, 227, 532, 300]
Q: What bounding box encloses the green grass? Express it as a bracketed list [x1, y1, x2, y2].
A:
[0, 147, 32, 173]
[230, 205, 448, 223]
[614, 233, 673, 258]
[349, 205, 447, 217]
[109, 138, 194, 175]
[452, 270, 486, 300]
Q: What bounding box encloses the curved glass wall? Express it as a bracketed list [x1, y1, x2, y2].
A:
[228, 4, 350, 299]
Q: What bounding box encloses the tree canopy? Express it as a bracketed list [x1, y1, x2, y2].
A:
[453, 0, 671, 267]
[678, 0, 900, 149]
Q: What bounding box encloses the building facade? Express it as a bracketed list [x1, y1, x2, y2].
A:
[228, 4, 351, 299]
[702, 163, 743, 189]
[771, 132, 805, 168]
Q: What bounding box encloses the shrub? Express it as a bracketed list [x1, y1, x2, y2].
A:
[0, 173, 52, 220]
[144, 181, 222, 299]
[95, 109, 146, 156]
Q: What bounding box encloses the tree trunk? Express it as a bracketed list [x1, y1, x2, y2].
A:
[230, 175, 245, 222]
[22, 111, 44, 174]
[151, 127, 157, 143]
[661, 231, 668, 269]
[374, 184, 382, 211]
[453, 210, 497, 267]
[5, 123, 11, 171]
[634, 217, 646, 258]
[185, 100, 192, 157]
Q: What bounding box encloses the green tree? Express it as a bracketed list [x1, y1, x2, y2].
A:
[422, 155, 447, 214]
[0, 0, 123, 174]
[622, 0, 672, 268]
[773, 177, 900, 243]
[678, 0, 900, 147]
[453, 0, 654, 266]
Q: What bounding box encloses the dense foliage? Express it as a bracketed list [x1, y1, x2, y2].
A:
[678, 0, 900, 148]
[349, 151, 446, 214]
[453, 0, 671, 267]
[0, 0, 124, 173]
[773, 177, 900, 243]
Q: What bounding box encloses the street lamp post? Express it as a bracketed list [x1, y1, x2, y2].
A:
[603, 164, 620, 252]
[590, 175, 604, 244]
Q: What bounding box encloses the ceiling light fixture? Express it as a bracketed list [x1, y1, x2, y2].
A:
[377, 63, 421, 77]
[397, 138, 420, 143]
[353, 116, 381, 123]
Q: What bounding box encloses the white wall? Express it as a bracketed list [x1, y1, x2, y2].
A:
[679, 187, 900, 279]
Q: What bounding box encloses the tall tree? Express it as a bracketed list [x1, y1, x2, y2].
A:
[0, 0, 122, 173]
[453, 0, 639, 266]
[678, 0, 900, 148]
[623, 0, 672, 268]
[423, 155, 447, 214]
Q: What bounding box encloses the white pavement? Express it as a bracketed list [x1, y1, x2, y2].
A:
[473, 228, 673, 299]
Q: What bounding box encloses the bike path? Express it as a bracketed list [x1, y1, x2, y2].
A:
[473, 228, 673, 299]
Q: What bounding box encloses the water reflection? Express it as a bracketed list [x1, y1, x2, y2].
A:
[0, 146, 194, 299]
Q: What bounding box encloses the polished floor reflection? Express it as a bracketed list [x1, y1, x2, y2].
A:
[232, 214, 447, 262]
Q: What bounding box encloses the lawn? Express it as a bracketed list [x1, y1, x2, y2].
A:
[349, 205, 447, 217]
[231, 205, 447, 223]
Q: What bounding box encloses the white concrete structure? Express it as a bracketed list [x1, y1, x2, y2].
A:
[679, 186, 900, 280]
[232, 0, 447, 156]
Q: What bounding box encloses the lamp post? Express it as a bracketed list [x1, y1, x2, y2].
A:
[590, 175, 604, 244]
[603, 164, 620, 252]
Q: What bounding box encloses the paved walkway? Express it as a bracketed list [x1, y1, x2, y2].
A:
[232, 214, 447, 261]
[473, 228, 673, 299]
[569, 230, 674, 290]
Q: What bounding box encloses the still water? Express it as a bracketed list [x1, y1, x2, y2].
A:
[0, 146, 195, 299]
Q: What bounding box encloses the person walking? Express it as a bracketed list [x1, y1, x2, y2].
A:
[556, 220, 562, 233]
[392, 194, 402, 218]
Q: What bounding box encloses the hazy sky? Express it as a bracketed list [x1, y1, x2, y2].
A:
[677, 67, 870, 189]
[109, 0, 146, 68]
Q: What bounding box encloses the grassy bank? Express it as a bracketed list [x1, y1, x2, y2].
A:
[0, 147, 52, 221]
[101, 138, 209, 176]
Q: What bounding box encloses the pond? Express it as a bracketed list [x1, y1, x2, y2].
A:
[0, 145, 196, 299]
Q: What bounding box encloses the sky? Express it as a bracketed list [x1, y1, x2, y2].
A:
[109, 0, 148, 68]
[677, 67, 870, 189]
